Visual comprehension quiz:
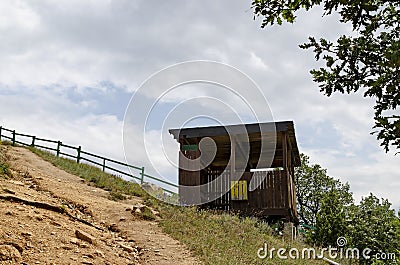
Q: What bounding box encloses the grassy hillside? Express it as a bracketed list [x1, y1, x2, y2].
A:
[24, 145, 323, 265]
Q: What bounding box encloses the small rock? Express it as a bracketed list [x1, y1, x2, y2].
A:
[80, 243, 89, 248]
[119, 217, 126, 221]
[134, 203, 146, 209]
[3, 188, 15, 194]
[9, 180, 24, 186]
[50, 220, 61, 227]
[70, 238, 79, 245]
[62, 245, 73, 250]
[5, 242, 23, 254]
[21, 232, 32, 237]
[119, 243, 134, 253]
[25, 241, 33, 248]
[0, 245, 21, 261]
[75, 229, 96, 245]
[109, 223, 119, 232]
[35, 215, 43, 221]
[134, 208, 141, 214]
[94, 249, 105, 258]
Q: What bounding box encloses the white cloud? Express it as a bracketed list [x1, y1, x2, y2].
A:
[0, 1, 41, 31]
[249, 51, 270, 71]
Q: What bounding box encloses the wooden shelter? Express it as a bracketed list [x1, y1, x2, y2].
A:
[169, 121, 300, 224]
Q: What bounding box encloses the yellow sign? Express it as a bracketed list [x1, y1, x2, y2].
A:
[231, 180, 248, 200]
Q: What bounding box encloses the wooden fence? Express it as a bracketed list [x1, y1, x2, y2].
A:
[200, 170, 294, 214]
[0, 126, 178, 195]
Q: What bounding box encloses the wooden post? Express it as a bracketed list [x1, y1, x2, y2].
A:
[31, 136, 36, 147]
[231, 135, 236, 175]
[140, 167, 145, 184]
[77, 146, 81, 163]
[230, 135, 236, 209]
[102, 158, 106, 172]
[56, 141, 62, 157]
[12, 130, 16, 146]
[282, 132, 287, 169]
[285, 132, 297, 220]
[282, 131, 290, 210]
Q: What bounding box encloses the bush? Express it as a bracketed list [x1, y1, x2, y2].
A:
[108, 190, 126, 201]
[140, 207, 156, 221]
[0, 146, 11, 178]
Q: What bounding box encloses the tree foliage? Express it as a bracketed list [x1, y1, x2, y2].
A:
[293, 153, 400, 263]
[348, 194, 400, 264]
[294, 153, 352, 226]
[313, 193, 400, 264]
[312, 189, 349, 247]
[252, 0, 400, 152]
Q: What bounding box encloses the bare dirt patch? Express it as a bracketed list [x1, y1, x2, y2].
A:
[0, 146, 201, 265]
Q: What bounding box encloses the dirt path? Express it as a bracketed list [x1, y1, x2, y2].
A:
[0, 146, 201, 265]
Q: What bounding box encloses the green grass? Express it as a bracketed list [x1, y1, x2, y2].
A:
[139, 207, 157, 221]
[0, 145, 11, 178]
[23, 145, 324, 265]
[108, 190, 127, 201]
[29, 147, 147, 198]
[159, 206, 324, 265]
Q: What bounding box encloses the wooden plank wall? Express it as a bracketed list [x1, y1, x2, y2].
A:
[179, 140, 201, 205]
[201, 170, 294, 215]
[231, 170, 288, 213]
[202, 169, 230, 210]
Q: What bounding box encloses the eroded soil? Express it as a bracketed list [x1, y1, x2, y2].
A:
[0, 146, 201, 265]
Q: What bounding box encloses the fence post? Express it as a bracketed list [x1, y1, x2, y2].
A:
[0, 126, 2, 141]
[140, 167, 145, 184]
[31, 136, 36, 147]
[102, 158, 106, 172]
[77, 146, 81, 163]
[12, 130, 16, 146]
[56, 141, 62, 157]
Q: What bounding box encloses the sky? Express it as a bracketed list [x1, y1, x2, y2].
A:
[0, 0, 399, 208]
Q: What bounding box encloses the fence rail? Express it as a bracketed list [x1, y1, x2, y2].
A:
[0, 126, 178, 195]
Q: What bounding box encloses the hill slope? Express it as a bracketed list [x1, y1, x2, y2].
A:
[0, 145, 200, 265]
[1, 144, 326, 265]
